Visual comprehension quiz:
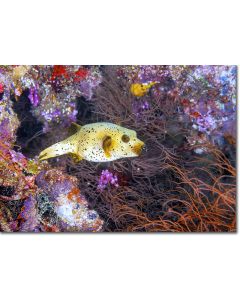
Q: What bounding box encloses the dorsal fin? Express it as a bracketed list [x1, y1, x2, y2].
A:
[68, 122, 82, 136]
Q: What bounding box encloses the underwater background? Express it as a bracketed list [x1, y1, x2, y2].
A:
[0, 65, 236, 232]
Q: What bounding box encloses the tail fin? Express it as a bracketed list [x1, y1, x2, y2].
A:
[39, 140, 75, 161]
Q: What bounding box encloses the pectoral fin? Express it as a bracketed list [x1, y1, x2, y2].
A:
[102, 136, 112, 158]
[69, 153, 83, 163]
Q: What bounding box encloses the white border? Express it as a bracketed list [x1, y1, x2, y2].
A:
[0, 1, 239, 300]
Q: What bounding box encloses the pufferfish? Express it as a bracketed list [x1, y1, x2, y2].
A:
[39, 122, 144, 162]
[130, 82, 158, 97]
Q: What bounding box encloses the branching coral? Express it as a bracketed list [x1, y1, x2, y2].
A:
[69, 142, 236, 232]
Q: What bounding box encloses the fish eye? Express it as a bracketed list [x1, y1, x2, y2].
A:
[121, 134, 130, 143]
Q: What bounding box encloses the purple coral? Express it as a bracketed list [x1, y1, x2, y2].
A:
[172, 65, 237, 149]
[28, 86, 39, 107]
[193, 111, 217, 134]
[132, 99, 150, 117]
[19, 196, 40, 232]
[97, 169, 119, 191]
[35, 169, 104, 232]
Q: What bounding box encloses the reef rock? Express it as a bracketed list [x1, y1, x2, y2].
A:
[18, 169, 103, 232]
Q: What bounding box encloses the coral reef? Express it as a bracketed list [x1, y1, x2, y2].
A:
[117, 65, 236, 152]
[0, 65, 104, 232]
[0, 65, 236, 232]
[18, 169, 103, 232]
[0, 65, 102, 132]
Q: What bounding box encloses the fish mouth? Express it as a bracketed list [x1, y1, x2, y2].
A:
[132, 141, 144, 156]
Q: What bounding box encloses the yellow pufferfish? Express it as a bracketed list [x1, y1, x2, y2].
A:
[130, 82, 158, 97]
[39, 122, 144, 162]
